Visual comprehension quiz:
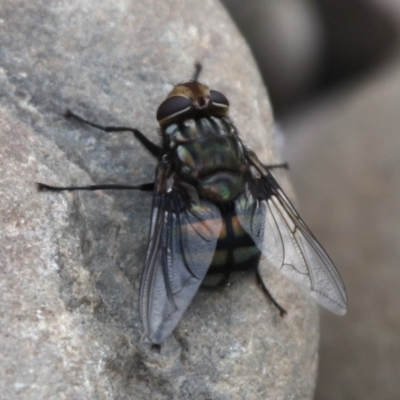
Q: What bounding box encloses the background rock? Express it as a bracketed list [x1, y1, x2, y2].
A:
[223, 0, 400, 398]
[0, 0, 319, 398]
[221, 0, 325, 115]
[283, 51, 400, 400]
[221, 0, 397, 116]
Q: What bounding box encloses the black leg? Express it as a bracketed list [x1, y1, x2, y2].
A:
[65, 109, 162, 159]
[37, 182, 154, 192]
[264, 162, 289, 170]
[255, 269, 287, 317]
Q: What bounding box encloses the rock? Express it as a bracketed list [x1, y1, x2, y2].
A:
[282, 26, 400, 400]
[218, 0, 400, 396]
[0, 0, 318, 398]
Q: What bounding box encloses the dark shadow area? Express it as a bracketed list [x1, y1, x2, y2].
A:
[313, 0, 398, 93]
[222, 0, 399, 117]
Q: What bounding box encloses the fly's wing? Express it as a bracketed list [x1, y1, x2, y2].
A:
[139, 165, 222, 344]
[235, 153, 347, 315]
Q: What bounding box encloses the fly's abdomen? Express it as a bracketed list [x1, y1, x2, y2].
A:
[210, 213, 260, 273]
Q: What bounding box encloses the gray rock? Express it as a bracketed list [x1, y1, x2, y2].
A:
[0, 0, 318, 398]
[282, 26, 400, 400]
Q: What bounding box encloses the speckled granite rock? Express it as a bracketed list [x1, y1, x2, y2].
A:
[0, 1, 318, 398]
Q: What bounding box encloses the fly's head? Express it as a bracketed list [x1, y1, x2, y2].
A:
[156, 81, 230, 127]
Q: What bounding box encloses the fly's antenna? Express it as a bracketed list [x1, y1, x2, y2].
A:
[192, 62, 202, 82]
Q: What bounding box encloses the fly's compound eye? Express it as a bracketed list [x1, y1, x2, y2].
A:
[209, 90, 229, 109]
[156, 96, 192, 122]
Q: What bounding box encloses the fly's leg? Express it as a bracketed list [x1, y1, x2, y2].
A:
[37, 182, 155, 192]
[38, 110, 159, 192]
[65, 109, 162, 158]
[255, 269, 287, 317]
[264, 162, 289, 170]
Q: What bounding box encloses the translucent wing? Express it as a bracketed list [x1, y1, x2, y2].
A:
[139, 165, 222, 344]
[235, 155, 347, 315]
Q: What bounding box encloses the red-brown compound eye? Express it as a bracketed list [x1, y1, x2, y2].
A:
[156, 96, 192, 122]
[209, 90, 229, 109]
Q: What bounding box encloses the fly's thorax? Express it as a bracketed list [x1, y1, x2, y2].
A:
[163, 117, 247, 202]
[163, 116, 237, 148]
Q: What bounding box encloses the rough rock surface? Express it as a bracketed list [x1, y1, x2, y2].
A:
[0, 1, 319, 398]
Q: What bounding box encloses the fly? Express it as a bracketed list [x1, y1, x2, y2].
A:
[38, 63, 347, 344]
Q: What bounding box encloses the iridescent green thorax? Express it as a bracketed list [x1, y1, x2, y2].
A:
[164, 116, 247, 202]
